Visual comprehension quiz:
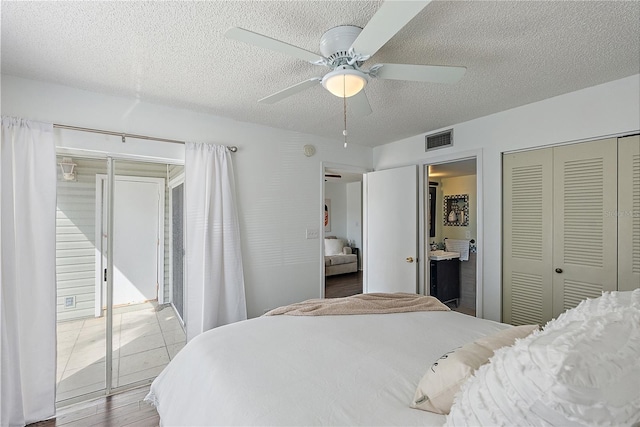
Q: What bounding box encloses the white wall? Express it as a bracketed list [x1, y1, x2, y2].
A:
[324, 182, 347, 238]
[374, 74, 640, 322]
[2, 75, 373, 318]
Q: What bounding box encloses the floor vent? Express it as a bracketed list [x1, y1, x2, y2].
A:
[426, 129, 453, 151]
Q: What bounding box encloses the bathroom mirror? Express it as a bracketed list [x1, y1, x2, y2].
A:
[443, 194, 469, 226]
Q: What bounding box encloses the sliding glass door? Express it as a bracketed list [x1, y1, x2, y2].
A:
[56, 156, 186, 406]
[55, 155, 108, 404]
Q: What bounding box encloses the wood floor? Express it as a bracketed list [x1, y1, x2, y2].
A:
[28, 385, 159, 427]
[325, 271, 363, 298]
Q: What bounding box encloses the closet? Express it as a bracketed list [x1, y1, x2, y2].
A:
[502, 135, 639, 326]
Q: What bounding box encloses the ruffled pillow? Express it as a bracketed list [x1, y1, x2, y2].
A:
[446, 289, 640, 426]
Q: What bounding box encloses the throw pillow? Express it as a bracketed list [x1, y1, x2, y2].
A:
[324, 238, 345, 256]
[411, 324, 538, 414]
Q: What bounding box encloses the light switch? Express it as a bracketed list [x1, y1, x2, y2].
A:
[306, 228, 319, 239]
[465, 230, 471, 239]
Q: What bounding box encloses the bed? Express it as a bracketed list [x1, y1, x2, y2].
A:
[146, 290, 640, 426]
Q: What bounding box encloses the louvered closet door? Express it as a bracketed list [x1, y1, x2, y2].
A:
[503, 148, 554, 326]
[552, 139, 618, 317]
[618, 135, 640, 291]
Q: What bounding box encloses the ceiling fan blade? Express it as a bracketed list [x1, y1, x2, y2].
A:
[350, 0, 431, 58]
[225, 27, 326, 64]
[258, 78, 322, 104]
[373, 63, 466, 84]
[349, 90, 373, 116]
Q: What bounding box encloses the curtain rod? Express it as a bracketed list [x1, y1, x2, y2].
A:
[53, 124, 238, 152]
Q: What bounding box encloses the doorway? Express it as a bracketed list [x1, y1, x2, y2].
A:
[426, 158, 478, 316]
[361, 153, 482, 313]
[323, 166, 364, 298]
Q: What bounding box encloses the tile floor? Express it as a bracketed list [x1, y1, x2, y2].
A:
[56, 302, 186, 404]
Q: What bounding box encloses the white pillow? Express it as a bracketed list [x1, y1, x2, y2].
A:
[324, 238, 345, 256]
[446, 289, 640, 426]
[411, 324, 538, 414]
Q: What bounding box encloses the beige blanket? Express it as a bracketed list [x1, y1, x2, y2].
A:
[264, 293, 450, 316]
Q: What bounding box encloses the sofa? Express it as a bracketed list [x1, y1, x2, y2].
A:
[324, 238, 358, 276]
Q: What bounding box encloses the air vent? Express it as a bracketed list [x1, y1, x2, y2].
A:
[426, 129, 453, 151]
[64, 296, 76, 309]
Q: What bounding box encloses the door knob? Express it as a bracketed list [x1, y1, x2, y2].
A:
[555, 268, 563, 273]
[406, 257, 414, 263]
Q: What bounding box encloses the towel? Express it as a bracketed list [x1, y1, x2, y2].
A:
[445, 239, 470, 261]
[264, 293, 450, 316]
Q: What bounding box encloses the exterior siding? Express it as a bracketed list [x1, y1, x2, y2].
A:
[56, 157, 174, 322]
[56, 158, 106, 321]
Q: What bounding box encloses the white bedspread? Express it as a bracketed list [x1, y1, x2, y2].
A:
[147, 310, 508, 426]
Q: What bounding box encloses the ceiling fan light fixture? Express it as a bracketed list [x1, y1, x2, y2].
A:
[322, 68, 368, 98]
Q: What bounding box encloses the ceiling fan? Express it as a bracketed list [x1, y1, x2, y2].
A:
[225, 0, 466, 116]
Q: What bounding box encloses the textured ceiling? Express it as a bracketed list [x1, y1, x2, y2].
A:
[2, 1, 639, 147]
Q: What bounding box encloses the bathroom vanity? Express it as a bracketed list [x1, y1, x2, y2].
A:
[429, 250, 461, 306]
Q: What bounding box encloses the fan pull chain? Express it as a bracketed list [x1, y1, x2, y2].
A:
[343, 75, 348, 148]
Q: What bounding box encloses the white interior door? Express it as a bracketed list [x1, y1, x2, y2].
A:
[97, 176, 164, 310]
[112, 179, 161, 305]
[364, 165, 418, 293]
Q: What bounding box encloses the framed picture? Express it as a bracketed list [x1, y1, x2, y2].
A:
[324, 199, 331, 232]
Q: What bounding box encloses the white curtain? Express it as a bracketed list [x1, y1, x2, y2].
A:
[185, 142, 247, 341]
[0, 117, 57, 425]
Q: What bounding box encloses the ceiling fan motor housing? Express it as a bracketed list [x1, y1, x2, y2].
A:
[320, 25, 363, 67]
